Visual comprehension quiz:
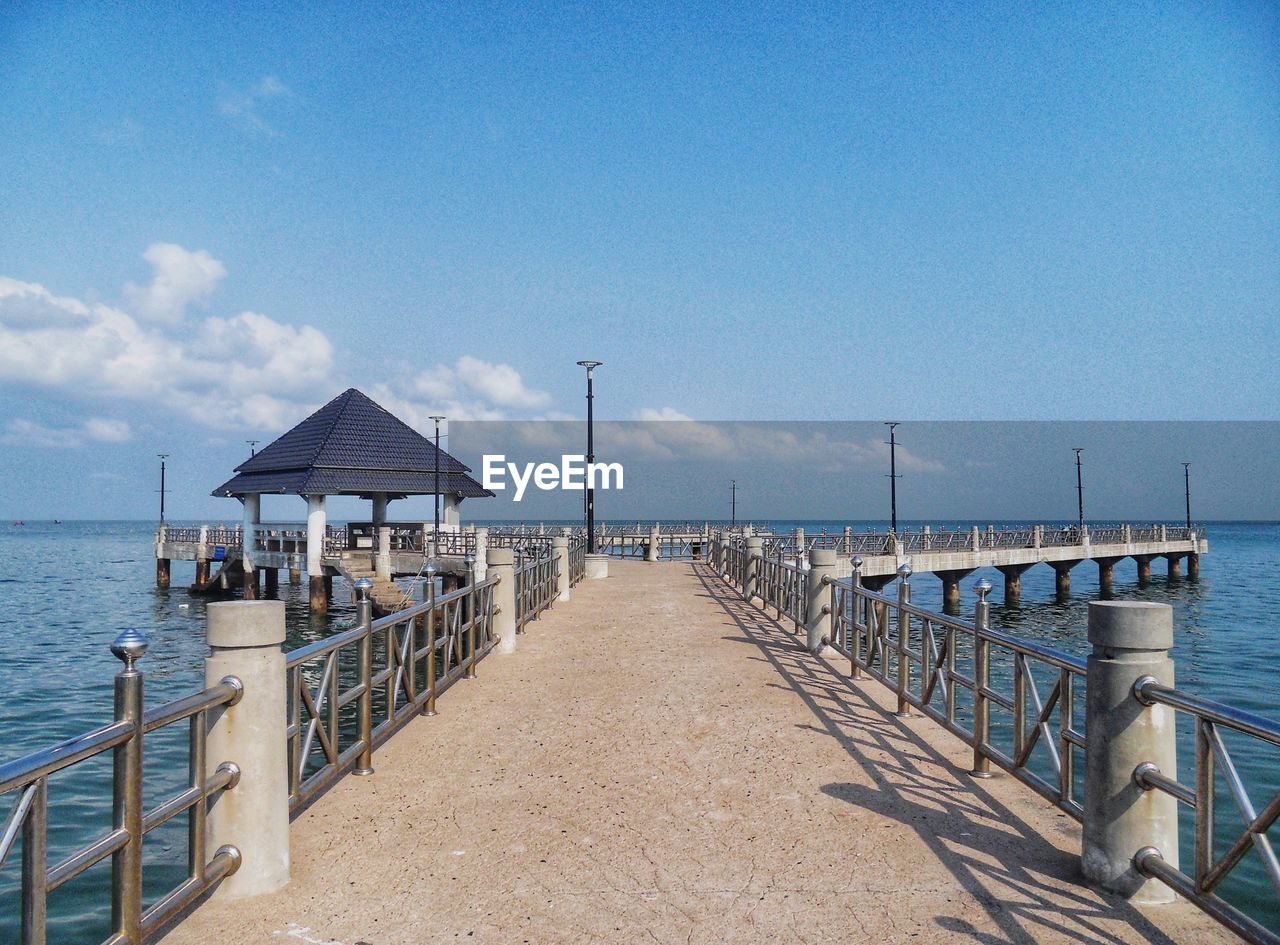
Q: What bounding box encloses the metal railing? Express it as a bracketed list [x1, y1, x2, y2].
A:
[0, 631, 242, 945]
[286, 577, 496, 813]
[757, 554, 807, 631]
[827, 569, 1087, 818]
[568, 536, 586, 586]
[515, 555, 559, 630]
[1132, 679, 1280, 945]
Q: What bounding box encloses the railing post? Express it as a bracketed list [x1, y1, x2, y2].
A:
[1082, 601, 1178, 904]
[551, 536, 571, 602]
[109, 629, 147, 943]
[489, 548, 517, 654]
[850, 557, 864, 678]
[646, 524, 660, 562]
[970, 580, 993, 778]
[895, 564, 912, 716]
[805, 549, 837, 654]
[353, 579, 374, 776]
[743, 536, 763, 604]
[204, 601, 290, 899]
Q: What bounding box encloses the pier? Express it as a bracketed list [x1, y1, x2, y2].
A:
[7, 527, 1279, 945]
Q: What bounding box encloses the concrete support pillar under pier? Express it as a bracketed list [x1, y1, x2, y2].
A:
[309, 576, 327, 614]
[1051, 561, 1078, 600]
[934, 568, 974, 614]
[1188, 554, 1200, 580]
[264, 568, 279, 598]
[156, 557, 171, 588]
[195, 559, 210, 586]
[1096, 557, 1124, 599]
[1134, 555, 1156, 585]
[289, 567, 300, 585]
[1165, 554, 1183, 579]
[998, 564, 1032, 605]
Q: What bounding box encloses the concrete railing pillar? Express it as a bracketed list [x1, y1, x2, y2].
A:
[551, 536, 570, 602]
[474, 527, 489, 580]
[488, 548, 517, 654]
[1082, 601, 1178, 904]
[646, 526, 660, 562]
[805, 549, 837, 654]
[970, 526, 981, 552]
[743, 536, 764, 603]
[204, 600, 289, 899]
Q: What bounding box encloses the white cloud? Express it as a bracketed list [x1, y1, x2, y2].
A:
[635, 407, 692, 421]
[124, 243, 227, 322]
[219, 76, 292, 135]
[0, 254, 557, 438]
[1, 417, 132, 448]
[0, 274, 332, 432]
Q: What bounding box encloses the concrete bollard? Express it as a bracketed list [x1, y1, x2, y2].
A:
[646, 526, 660, 562]
[488, 548, 517, 654]
[1082, 601, 1179, 904]
[585, 553, 609, 579]
[204, 600, 290, 899]
[743, 536, 764, 603]
[551, 536, 571, 602]
[805, 549, 837, 654]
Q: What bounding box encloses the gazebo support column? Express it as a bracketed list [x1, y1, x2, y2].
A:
[307, 494, 328, 615]
[242, 494, 260, 601]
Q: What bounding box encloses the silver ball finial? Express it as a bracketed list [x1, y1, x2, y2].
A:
[974, 578, 992, 602]
[897, 562, 912, 580]
[852, 555, 863, 570]
[464, 553, 476, 568]
[424, 560, 438, 576]
[354, 577, 373, 601]
[110, 628, 149, 671]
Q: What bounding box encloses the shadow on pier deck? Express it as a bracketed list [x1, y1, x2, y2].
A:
[162, 561, 1226, 945]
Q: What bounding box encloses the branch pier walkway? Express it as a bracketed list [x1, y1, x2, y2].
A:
[160, 560, 1228, 945]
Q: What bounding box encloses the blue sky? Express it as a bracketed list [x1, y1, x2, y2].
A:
[1, 3, 1277, 519]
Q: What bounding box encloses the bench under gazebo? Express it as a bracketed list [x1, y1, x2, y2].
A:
[211, 388, 492, 613]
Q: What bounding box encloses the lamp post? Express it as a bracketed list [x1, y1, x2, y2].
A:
[429, 416, 445, 537]
[1183, 462, 1191, 529]
[246, 440, 259, 457]
[576, 360, 602, 553]
[1073, 448, 1084, 531]
[157, 454, 169, 522]
[731, 480, 737, 528]
[884, 422, 901, 532]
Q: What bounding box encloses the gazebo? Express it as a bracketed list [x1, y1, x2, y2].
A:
[212, 388, 491, 612]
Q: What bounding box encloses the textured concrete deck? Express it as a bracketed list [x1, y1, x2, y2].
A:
[164, 560, 1227, 945]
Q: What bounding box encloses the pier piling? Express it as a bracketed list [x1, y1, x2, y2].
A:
[1165, 555, 1183, 579]
[1096, 557, 1123, 598]
[1051, 561, 1076, 599]
[155, 557, 171, 588]
[936, 568, 974, 614]
[1082, 601, 1178, 904]
[998, 563, 1031, 605]
[1134, 555, 1155, 585]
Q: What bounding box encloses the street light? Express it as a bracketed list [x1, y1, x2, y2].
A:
[1183, 462, 1192, 529]
[429, 416, 446, 537]
[1073, 448, 1085, 531]
[157, 454, 169, 522]
[576, 360, 603, 553]
[731, 480, 737, 528]
[246, 440, 259, 457]
[884, 422, 901, 532]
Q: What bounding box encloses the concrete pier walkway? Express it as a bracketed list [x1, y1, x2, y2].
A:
[165, 561, 1227, 945]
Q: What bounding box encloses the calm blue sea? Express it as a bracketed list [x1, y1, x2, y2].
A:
[1, 519, 1277, 940]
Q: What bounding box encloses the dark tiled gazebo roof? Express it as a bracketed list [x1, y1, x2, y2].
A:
[211, 388, 493, 499]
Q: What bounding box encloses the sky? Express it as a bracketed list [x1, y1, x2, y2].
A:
[0, 3, 1277, 520]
